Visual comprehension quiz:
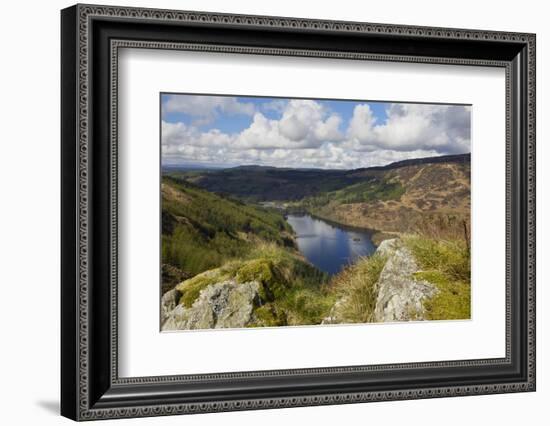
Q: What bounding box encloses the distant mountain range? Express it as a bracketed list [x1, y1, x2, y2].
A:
[358, 153, 470, 171]
[163, 153, 470, 174]
[165, 153, 469, 203]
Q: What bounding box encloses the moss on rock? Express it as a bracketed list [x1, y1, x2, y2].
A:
[176, 270, 223, 308]
[236, 259, 274, 284]
[252, 304, 287, 327]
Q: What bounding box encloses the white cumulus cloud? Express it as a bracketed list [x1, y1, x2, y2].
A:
[161, 97, 471, 169]
[347, 103, 471, 154]
[235, 100, 343, 149]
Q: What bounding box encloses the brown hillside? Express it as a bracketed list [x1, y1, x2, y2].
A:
[313, 162, 470, 239]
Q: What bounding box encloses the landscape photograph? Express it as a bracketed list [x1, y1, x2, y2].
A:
[160, 93, 472, 331]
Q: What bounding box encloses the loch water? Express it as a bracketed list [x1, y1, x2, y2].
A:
[285, 214, 376, 275]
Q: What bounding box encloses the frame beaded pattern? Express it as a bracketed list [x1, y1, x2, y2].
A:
[74, 4, 535, 420]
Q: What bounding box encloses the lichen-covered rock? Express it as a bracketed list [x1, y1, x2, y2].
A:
[373, 243, 437, 322]
[161, 288, 181, 325]
[375, 238, 399, 257]
[161, 280, 260, 331]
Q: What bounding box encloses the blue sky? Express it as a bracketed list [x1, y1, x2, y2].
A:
[162, 95, 388, 136]
[161, 93, 471, 169]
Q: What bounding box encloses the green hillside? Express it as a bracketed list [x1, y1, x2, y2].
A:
[161, 177, 333, 325]
[161, 176, 295, 283]
[299, 177, 406, 208]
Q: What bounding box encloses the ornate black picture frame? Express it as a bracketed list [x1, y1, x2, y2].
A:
[61, 4, 536, 421]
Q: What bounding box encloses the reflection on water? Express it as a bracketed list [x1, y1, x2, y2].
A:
[286, 214, 376, 275]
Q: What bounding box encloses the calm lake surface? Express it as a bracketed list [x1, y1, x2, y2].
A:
[285, 214, 376, 275]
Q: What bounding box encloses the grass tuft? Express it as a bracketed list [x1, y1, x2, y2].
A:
[329, 254, 387, 323]
[404, 235, 470, 282]
[284, 288, 336, 325]
[414, 271, 471, 320]
[405, 235, 471, 320]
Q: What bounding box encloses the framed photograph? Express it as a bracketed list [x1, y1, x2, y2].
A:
[61, 4, 536, 421]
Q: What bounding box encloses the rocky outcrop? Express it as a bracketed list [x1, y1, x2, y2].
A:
[161, 288, 180, 325]
[322, 238, 438, 324]
[375, 238, 399, 257]
[373, 239, 438, 322]
[161, 280, 260, 331]
[321, 239, 401, 325]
